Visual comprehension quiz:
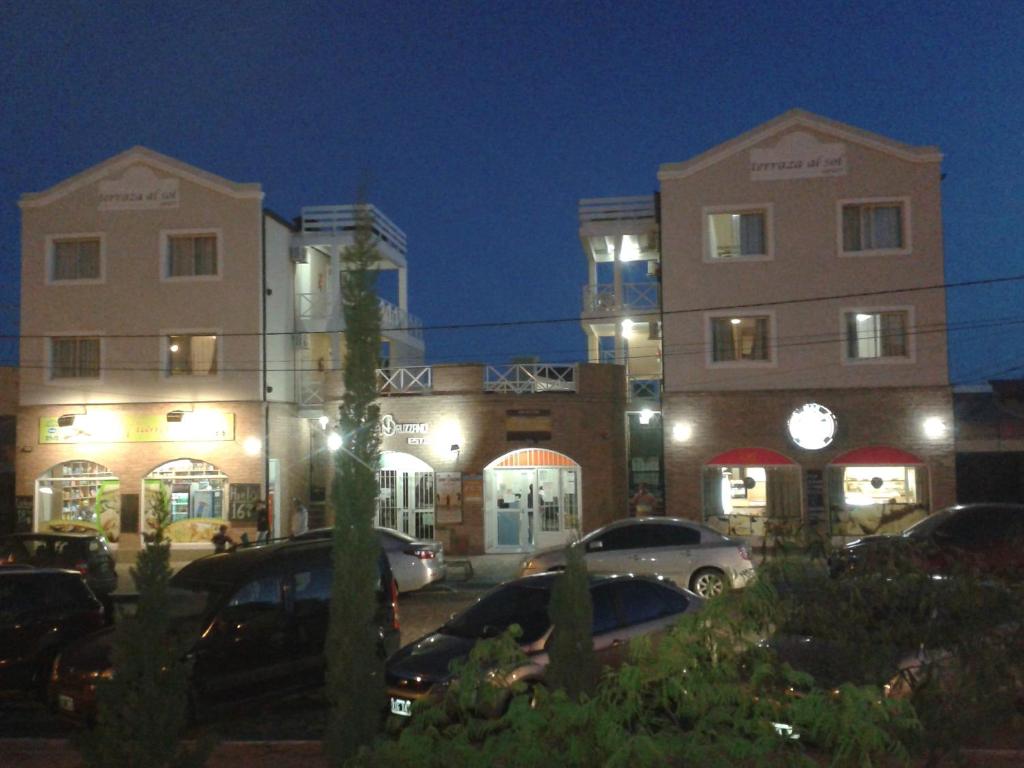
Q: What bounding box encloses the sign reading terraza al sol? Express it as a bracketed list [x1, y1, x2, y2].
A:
[380, 414, 429, 444]
[750, 131, 846, 181]
[98, 165, 180, 210]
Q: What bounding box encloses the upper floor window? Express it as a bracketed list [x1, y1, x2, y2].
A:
[705, 206, 771, 261]
[709, 315, 772, 363]
[167, 334, 218, 376]
[166, 233, 218, 278]
[51, 237, 100, 281]
[844, 310, 910, 360]
[51, 337, 100, 379]
[840, 199, 909, 254]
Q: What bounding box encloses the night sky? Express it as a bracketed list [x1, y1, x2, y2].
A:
[3, 1, 1022, 385]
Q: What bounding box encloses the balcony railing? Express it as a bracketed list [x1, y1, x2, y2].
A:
[295, 294, 423, 342]
[299, 204, 408, 256]
[630, 378, 661, 402]
[377, 366, 432, 394]
[484, 364, 577, 394]
[581, 282, 661, 313]
[298, 373, 325, 407]
[579, 196, 656, 224]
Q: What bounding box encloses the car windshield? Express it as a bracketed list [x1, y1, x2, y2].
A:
[901, 508, 956, 539]
[441, 583, 552, 644]
[166, 579, 230, 621]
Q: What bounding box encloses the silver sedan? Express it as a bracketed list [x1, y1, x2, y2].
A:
[519, 517, 755, 598]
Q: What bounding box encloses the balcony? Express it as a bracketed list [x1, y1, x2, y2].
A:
[581, 283, 661, 315]
[299, 204, 407, 257]
[579, 196, 656, 224]
[295, 294, 423, 344]
[377, 366, 432, 394]
[484, 364, 577, 394]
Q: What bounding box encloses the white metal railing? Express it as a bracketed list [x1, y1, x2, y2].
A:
[484, 364, 578, 393]
[630, 378, 661, 402]
[579, 196, 656, 224]
[581, 282, 661, 313]
[376, 366, 432, 394]
[300, 204, 408, 256]
[297, 292, 329, 320]
[298, 373, 325, 407]
[379, 299, 424, 341]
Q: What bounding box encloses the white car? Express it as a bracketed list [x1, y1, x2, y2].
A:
[293, 527, 446, 593]
[520, 517, 755, 598]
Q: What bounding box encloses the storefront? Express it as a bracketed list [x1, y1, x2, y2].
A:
[35, 460, 121, 540]
[826, 447, 929, 536]
[377, 451, 435, 540]
[701, 448, 800, 537]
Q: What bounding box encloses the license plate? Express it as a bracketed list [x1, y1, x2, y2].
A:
[390, 696, 412, 717]
[58, 694, 75, 713]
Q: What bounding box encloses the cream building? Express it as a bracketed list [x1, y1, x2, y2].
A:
[17, 147, 423, 556]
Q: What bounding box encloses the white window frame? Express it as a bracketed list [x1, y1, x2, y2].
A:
[45, 233, 105, 285]
[702, 204, 774, 263]
[837, 197, 912, 257]
[839, 305, 916, 365]
[705, 310, 778, 368]
[47, 334, 105, 383]
[159, 228, 223, 282]
[161, 329, 223, 379]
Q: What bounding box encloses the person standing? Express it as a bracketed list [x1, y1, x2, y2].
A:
[211, 524, 234, 553]
[255, 501, 270, 543]
[290, 497, 308, 536]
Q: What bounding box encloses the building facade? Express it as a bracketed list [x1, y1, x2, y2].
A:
[17, 147, 425, 558]
[581, 110, 957, 540]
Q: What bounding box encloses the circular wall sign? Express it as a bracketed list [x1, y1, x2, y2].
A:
[787, 403, 837, 450]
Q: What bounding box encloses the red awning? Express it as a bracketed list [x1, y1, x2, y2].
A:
[706, 448, 796, 466]
[830, 446, 924, 466]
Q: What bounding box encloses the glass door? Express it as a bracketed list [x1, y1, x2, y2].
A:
[494, 468, 534, 548]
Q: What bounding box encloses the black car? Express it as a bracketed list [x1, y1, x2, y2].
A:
[386, 572, 702, 718]
[829, 503, 1024, 580]
[0, 568, 107, 695]
[0, 532, 118, 597]
[49, 537, 400, 721]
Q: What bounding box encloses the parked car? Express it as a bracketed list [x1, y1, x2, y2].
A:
[0, 568, 106, 696]
[48, 537, 400, 722]
[294, 527, 446, 593]
[0, 532, 118, 597]
[829, 503, 1024, 580]
[519, 517, 754, 598]
[386, 572, 703, 718]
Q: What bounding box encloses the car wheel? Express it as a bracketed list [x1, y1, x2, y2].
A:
[690, 568, 727, 598]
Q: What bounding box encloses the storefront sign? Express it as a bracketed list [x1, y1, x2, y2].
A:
[98, 165, 180, 210]
[229, 484, 261, 523]
[380, 414, 429, 444]
[39, 412, 235, 444]
[787, 403, 837, 450]
[505, 409, 552, 442]
[462, 475, 483, 506]
[750, 132, 846, 181]
[436, 472, 463, 525]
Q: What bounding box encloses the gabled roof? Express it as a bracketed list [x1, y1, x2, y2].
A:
[19, 145, 263, 208]
[658, 108, 942, 181]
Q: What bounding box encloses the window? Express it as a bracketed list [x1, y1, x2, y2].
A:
[841, 201, 907, 253]
[51, 237, 100, 281]
[706, 209, 769, 260]
[845, 310, 909, 360]
[167, 334, 218, 376]
[51, 337, 100, 378]
[710, 316, 771, 363]
[167, 234, 217, 277]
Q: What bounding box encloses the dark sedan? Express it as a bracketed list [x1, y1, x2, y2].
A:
[0, 532, 118, 597]
[386, 572, 702, 718]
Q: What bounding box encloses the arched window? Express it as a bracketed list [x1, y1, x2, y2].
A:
[827, 447, 929, 536]
[35, 461, 120, 541]
[702, 448, 800, 537]
[143, 458, 227, 543]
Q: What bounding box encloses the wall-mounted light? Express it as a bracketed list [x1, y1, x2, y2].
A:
[166, 410, 185, 423]
[672, 422, 693, 443]
[621, 318, 634, 335]
[326, 432, 343, 452]
[57, 414, 76, 427]
[922, 417, 947, 439]
[243, 437, 262, 456]
[639, 409, 655, 425]
[450, 444, 460, 453]
[318, 415, 329, 430]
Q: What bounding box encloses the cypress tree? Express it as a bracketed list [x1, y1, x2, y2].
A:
[80, 486, 210, 768]
[324, 204, 386, 763]
[545, 539, 598, 701]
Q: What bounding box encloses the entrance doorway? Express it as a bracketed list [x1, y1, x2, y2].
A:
[377, 452, 435, 539]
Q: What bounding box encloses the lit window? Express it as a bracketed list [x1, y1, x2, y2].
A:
[52, 238, 100, 281]
[51, 337, 100, 379]
[167, 334, 218, 376]
[842, 202, 904, 252]
[710, 316, 771, 362]
[706, 210, 767, 260]
[168, 234, 217, 277]
[845, 311, 909, 359]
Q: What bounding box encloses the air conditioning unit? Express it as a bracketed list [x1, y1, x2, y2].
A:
[293, 333, 311, 350]
[648, 321, 662, 340]
[289, 246, 308, 263]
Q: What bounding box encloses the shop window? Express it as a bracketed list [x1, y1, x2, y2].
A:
[167, 233, 218, 277]
[705, 208, 771, 261]
[702, 464, 801, 536]
[827, 464, 929, 536]
[844, 310, 910, 360]
[144, 459, 226, 544]
[167, 334, 218, 376]
[50, 237, 101, 281]
[35, 460, 120, 542]
[50, 337, 100, 379]
[841, 200, 908, 254]
[709, 315, 772, 363]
